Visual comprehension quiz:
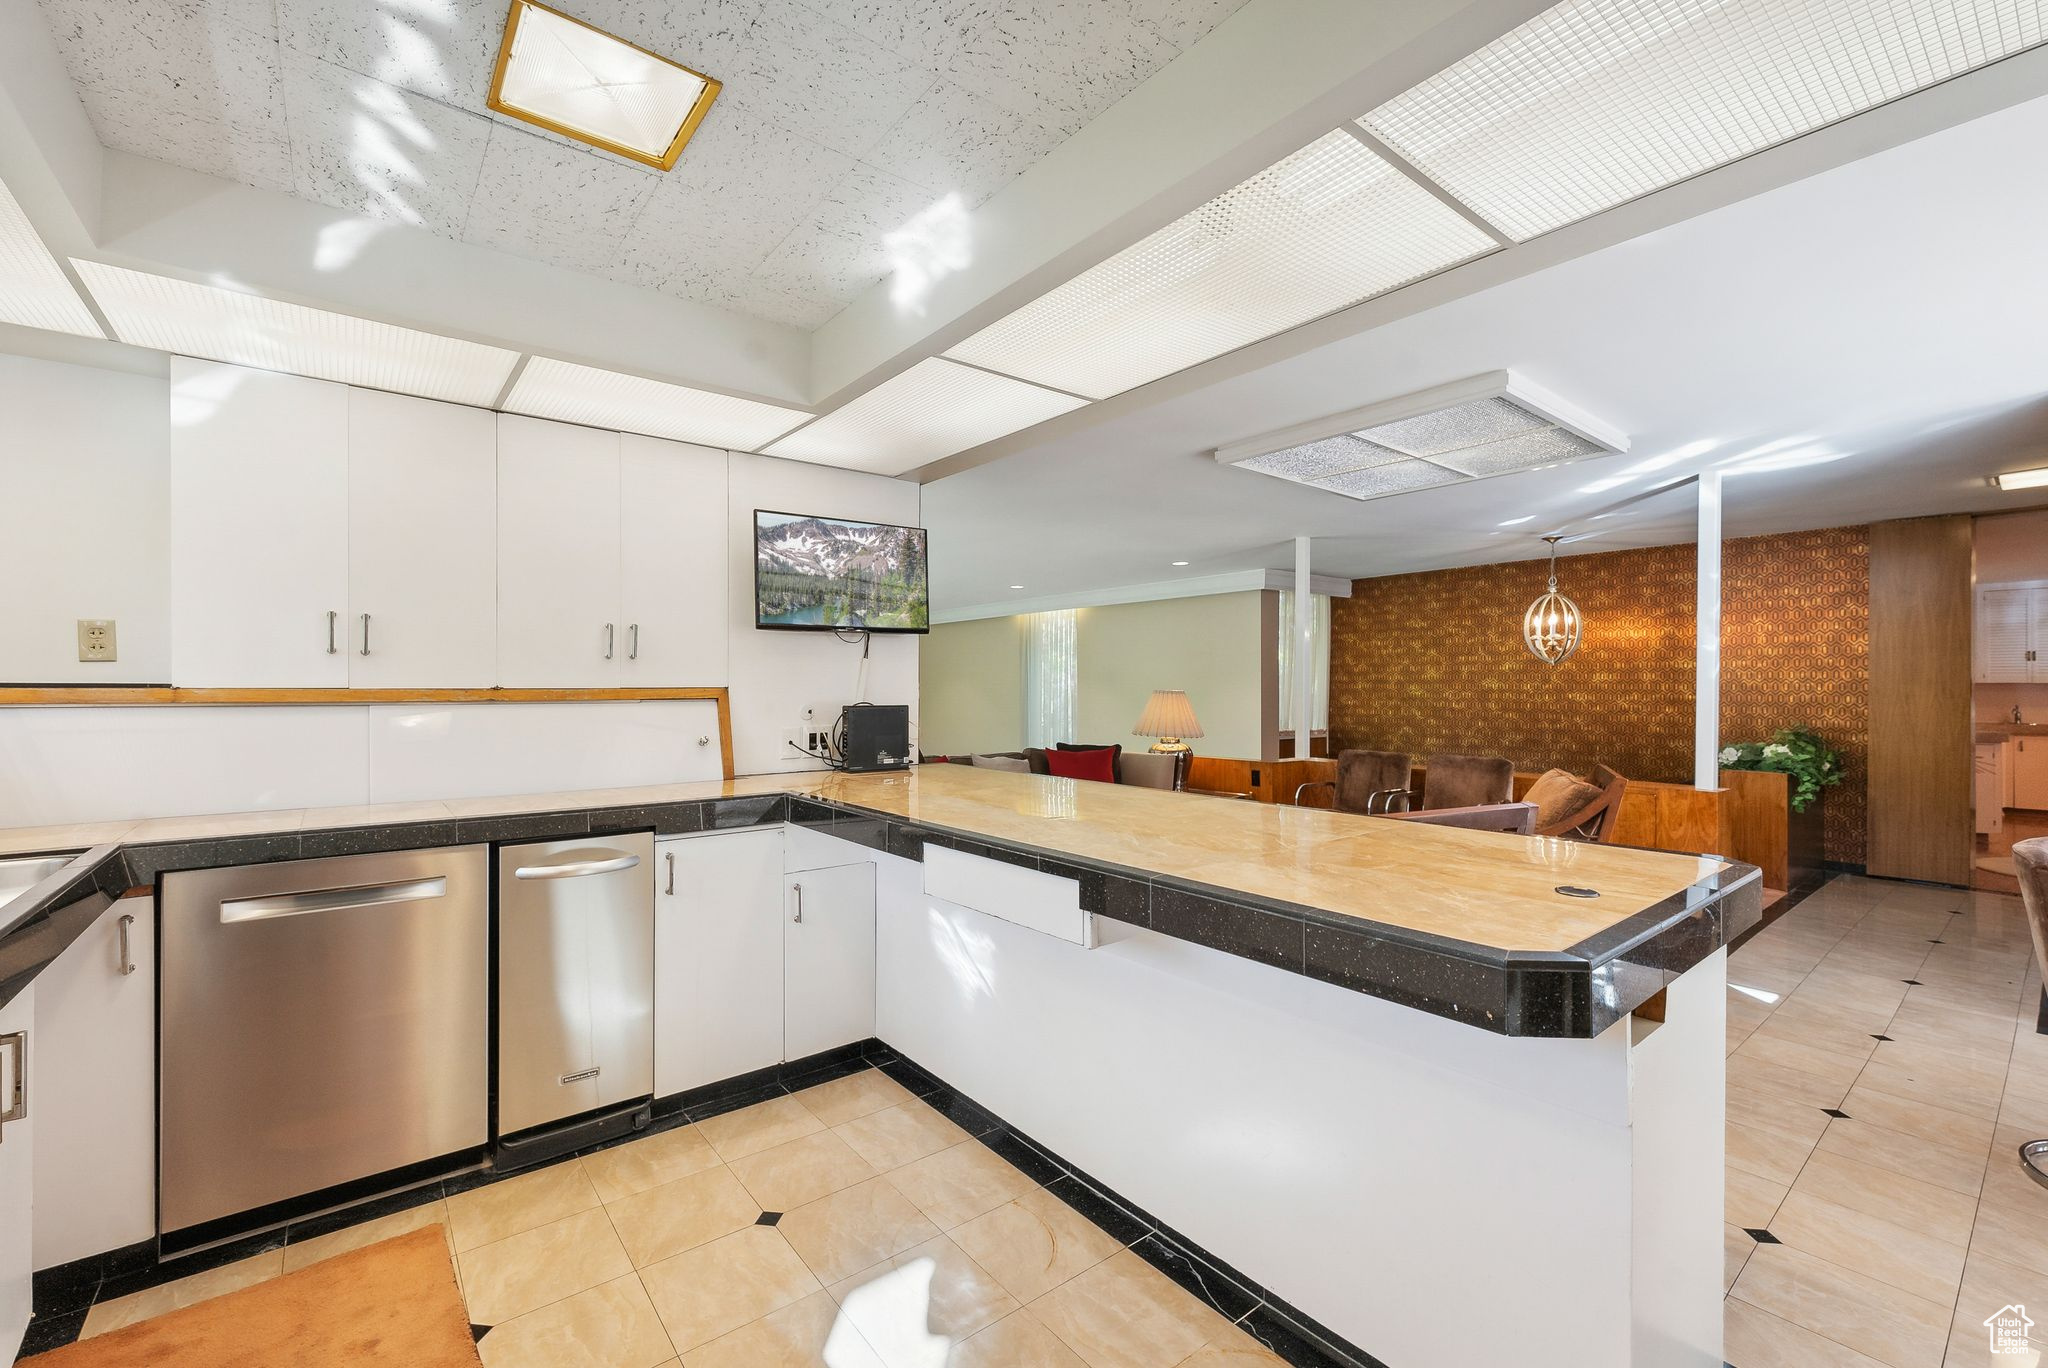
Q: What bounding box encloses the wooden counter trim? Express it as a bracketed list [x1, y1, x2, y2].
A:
[0, 686, 737, 780]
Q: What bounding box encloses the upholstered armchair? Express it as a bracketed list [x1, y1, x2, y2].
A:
[1421, 754, 1515, 810]
[1293, 749, 1413, 813]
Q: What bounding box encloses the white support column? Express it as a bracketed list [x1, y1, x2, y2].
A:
[1294, 535, 1315, 761]
[1694, 472, 1723, 790]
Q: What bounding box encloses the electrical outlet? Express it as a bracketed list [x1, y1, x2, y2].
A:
[76, 619, 117, 662]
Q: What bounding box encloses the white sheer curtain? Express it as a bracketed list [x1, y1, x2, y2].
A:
[1275, 591, 1331, 734]
[1022, 609, 1077, 748]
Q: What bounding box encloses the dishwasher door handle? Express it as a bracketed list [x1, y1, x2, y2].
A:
[511, 849, 642, 881]
[221, 877, 449, 924]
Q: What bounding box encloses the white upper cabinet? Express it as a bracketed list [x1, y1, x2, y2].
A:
[348, 390, 497, 687]
[496, 415, 623, 687]
[621, 435, 728, 686]
[1977, 585, 2048, 684]
[171, 359, 349, 686]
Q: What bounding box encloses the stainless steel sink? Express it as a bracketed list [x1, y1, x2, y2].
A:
[0, 852, 83, 928]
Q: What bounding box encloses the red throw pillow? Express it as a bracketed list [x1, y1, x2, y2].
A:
[1043, 746, 1117, 783]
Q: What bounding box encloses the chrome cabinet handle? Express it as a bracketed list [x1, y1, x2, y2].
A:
[222, 877, 446, 923]
[327, 610, 338, 654]
[604, 623, 615, 660]
[512, 849, 641, 881]
[0, 1030, 26, 1128]
[664, 850, 675, 895]
[117, 912, 136, 976]
[792, 882, 803, 924]
[359, 612, 372, 656]
[628, 623, 639, 660]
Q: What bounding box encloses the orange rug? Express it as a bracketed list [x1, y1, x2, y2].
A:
[36, 1227, 482, 1368]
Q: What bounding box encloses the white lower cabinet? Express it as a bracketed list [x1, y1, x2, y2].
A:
[784, 862, 877, 1061]
[32, 896, 156, 1272]
[654, 830, 786, 1097]
[0, 984, 34, 1364]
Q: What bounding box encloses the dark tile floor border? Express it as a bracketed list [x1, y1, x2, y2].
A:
[23, 1039, 1390, 1368]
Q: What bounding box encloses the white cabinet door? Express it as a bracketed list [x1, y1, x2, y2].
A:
[347, 390, 498, 687]
[2016, 737, 2048, 811]
[783, 862, 876, 1062]
[2031, 589, 2048, 683]
[1976, 588, 2033, 683]
[497, 415, 622, 687]
[170, 359, 349, 685]
[33, 896, 156, 1272]
[0, 984, 33, 1364]
[654, 830, 785, 1097]
[620, 435, 728, 686]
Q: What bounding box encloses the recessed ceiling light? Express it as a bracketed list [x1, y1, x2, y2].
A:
[1214, 370, 1626, 504]
[489, 0, 721, 171]
[505, 356, 809, 449]
[1994, 467, 2048, 491]
[763, 358, 1086, 476]
[0, 177, 101, 338]
[73, 260, 519, 405]
[1360, 0, 2048, 241]
[944, 130, 1496, 400]
[1171, 560, 1190, 566]
[1009, 584, 1024, 590]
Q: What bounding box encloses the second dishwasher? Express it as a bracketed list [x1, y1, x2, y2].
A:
[495, 834, 654, 1164]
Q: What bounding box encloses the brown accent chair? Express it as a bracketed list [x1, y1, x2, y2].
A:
[1119, 751, 1182, 790]
[1422, 753, 1515, 810]
[1294, 749, 1414, 813]
[1528, 764, 1631, 842]
[1383, 802, 1536, 835]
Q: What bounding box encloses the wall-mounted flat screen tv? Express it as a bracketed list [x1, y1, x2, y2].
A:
[755, 510, 930, 634]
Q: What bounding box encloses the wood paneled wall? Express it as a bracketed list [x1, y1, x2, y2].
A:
[1867, 516, 1975, 885]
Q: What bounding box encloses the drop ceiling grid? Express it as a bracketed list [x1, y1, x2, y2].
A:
[0, 179, 102, 339]
[33, 0, 1253, 331]
[1359, 0, 2048, 242]
[942, 129, 1498, 401]
[73, 261, 520, 405]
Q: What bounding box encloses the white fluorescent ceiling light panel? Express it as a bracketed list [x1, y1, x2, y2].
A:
[490, 0, 719, 170]
[73, 262, 519, 405]
[1215, 371, 1627, 502]
[505, 357, 810, 450]
[0, 179, 101, 338]
[944, 130, 1497, 401]
[763, 359, 1086, 475]
[1361, 0, 2048, 242]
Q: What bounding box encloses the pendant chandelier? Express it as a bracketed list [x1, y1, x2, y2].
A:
[1523, 535, 1582, 665]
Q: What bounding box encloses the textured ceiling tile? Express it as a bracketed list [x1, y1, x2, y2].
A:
[461, 124, 660, 274]
[949, 0, 1177, 137]
[77, 84, 293, 192]
[864, 78, 1054, 206]
[788, 0, 991, 71]
[44, 0, 283, 130]
[1121, 0, 1249, 52]
[274, 0, 497, 106]
[746, 222, 885, 329]
[566, 0, 763, 77]
[280, 51, 491, 237]
[728, 0, 935, 160]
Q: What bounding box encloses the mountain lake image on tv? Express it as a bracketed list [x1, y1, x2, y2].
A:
[755, 511, 930, 633]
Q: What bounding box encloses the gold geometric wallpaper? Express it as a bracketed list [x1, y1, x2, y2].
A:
[1329, 525, 1870, 863]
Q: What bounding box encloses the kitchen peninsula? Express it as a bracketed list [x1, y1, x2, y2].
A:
[0, 764, 1752, 1367]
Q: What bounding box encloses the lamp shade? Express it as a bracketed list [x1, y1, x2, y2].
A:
[1133, 689, 1204, 740]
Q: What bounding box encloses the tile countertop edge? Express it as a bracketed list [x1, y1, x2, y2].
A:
[0, 787, 1755, 1037]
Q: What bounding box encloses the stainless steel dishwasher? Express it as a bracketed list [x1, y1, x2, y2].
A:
[160, 846, 489, 1241]
[494, 834, 654, 1166]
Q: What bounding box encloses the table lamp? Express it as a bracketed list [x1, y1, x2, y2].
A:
[1133, 689, 1204, 755]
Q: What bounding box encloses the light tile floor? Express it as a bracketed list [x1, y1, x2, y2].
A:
[1725, 872, 2048, 1367]
[59, 1071, 1290, 1367]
